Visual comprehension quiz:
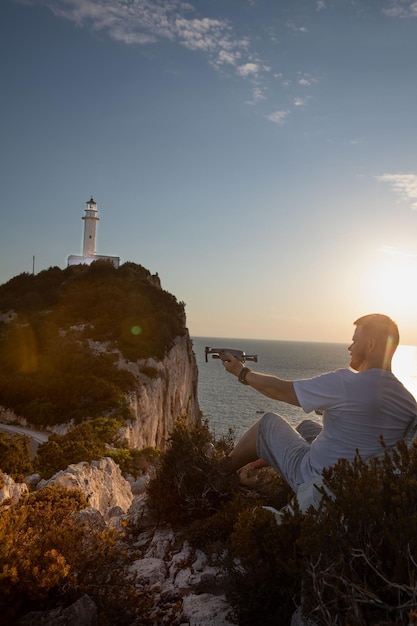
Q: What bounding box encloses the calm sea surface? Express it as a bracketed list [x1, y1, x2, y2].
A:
[191, 337, 417, 440]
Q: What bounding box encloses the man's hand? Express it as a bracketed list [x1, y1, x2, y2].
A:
[220, 351, 245, 377]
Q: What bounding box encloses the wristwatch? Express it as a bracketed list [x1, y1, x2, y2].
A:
[238, 367, 251, 385]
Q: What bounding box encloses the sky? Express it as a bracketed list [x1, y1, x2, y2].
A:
[1, 0, 417, 346]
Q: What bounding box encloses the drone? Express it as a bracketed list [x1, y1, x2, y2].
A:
[204, 346, 258, 363]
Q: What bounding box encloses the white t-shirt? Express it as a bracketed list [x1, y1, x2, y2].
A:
[294, 368, 417, 482]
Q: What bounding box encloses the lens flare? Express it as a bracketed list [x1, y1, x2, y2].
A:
[131, 325, 142, 336]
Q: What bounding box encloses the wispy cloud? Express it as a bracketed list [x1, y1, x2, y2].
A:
[293, 96, 309, 106]
[21, 0, 264, 83]
[245, 86, 267, 105]
[382, 1, 417, 18]
[376, 173, 417, 209]
[17, 0, 316, 124]
[297, 72, 318, 87]
[316, 0, 326, 10]
[286, 21, 308, 33]
[236, 62, 261, 78]
[266, 110, 290, 125]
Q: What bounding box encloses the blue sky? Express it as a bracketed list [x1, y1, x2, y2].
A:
[1, 0, 417, 345]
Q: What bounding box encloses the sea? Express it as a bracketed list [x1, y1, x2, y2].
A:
[191, 337, 417, 441]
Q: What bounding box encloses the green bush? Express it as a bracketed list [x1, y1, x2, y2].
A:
[298, 440, 417, 626]
[108, 446, 161, 478]
[226, 505, 303, 626]
[34, 418, 125, 478]
[0, 432, 32, 480]
[146, 420, 417, 626]
[146, 418, 239, 525]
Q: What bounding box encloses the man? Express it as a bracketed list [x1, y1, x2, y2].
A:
[220, 314, 417, 496]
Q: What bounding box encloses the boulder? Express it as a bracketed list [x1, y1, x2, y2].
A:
[129, 557, 167, 586]
[182, 593, 233, 626]
[0, 472, 28, 506]
[37, 457, 133, 518]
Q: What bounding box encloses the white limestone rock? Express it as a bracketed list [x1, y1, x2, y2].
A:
[129, 557, 167, 586]
[128, 492, 152, 528]
[37, 457, 134, 517]
[182, 593, 233, 626]
[145, 527, 176, 560]
[0, 472, 28, 506]
[118, 335, 199, 450]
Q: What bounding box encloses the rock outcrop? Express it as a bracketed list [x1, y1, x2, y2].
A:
[118, 334, 200, 450]
[12, 459, 235, 626]
[126, 520, 234, 625]
[0, 472, 28, 506]
[36, 457, 134, 517]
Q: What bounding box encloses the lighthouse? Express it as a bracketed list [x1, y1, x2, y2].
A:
[82, 196, 99, 257]
[67, 197, 120, 268]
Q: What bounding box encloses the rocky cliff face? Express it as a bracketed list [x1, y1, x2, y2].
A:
[118, 334, 200, 450]
[1, 333, 200, 452]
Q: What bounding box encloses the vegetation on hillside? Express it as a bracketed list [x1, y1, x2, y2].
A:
[145, 420, 417, 626]
[0, 486, 151, 626]
[0, 432, 33, 480]
[2, 418, 417, 624]
[0, 261, 187, 426]
[33, 416, 161, 479]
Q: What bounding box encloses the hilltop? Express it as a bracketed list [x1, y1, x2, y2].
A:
[0, 260, 196, 430]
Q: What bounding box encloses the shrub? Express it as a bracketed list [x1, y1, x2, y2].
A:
[0, 432, 32, 480]
[0, 487, 86, 622]
[34, 417, 125, 478]
[148, 421, 417, 626]
[108, 446, 161, 478]
[226, 505, 303, 626]
[298, 440, 417, 626]
[145, 418, 301, 624]
[0, 485, 151, 625]
[146, 418, 239, 525]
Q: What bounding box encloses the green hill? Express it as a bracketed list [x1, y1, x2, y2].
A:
[0, 261, 187, 427]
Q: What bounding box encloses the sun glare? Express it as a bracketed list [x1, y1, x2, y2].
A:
[392, 345, 417, 400]
[362, 250, 417, 319]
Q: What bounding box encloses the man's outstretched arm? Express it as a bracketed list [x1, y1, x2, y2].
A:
[221, 352, 300, 406]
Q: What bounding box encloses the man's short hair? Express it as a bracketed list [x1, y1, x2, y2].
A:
[354, 313, 399, 352]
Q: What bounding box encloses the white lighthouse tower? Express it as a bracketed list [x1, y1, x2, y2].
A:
[82, 196, 99, 257]
[67, 197, 120, 268]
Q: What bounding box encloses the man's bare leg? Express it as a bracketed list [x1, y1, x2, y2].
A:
[223, 419, 262, 473]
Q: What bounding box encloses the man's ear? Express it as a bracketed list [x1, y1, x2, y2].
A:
[368, 337, 376, 352]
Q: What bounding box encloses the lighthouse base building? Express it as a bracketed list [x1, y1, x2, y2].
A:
[67, 253, 120, 267]
[67, 197, 120, 268]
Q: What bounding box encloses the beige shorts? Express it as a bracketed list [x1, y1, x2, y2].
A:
[257, 413, 321, 491]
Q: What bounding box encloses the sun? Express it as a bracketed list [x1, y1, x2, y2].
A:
[362, 248, 417, 320]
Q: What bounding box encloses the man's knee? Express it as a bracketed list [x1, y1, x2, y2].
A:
[296, 419, 322, 443]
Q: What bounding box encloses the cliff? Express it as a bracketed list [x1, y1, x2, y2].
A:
[118, 335, 199, 450]
[0, 261, 200, 448]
